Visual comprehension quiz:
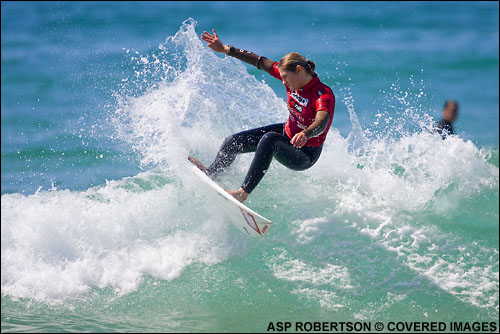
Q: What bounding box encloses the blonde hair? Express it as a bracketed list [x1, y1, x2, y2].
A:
[278, 52, 316, 76]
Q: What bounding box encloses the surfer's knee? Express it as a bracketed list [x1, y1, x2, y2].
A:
[260, 131, 279, 145]
[258, 132, 282, 152]
[220, 135, 238, 153]
[221, 135, 234, 147]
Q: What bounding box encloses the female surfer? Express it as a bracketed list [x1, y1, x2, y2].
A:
[189, 29, 335, 203]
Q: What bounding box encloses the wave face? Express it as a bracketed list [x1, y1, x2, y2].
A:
[2, 17, 498, 332]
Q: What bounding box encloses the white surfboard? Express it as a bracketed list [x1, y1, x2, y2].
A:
[191, 165, 272, 237]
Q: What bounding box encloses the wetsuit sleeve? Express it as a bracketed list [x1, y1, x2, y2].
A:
[304, 110, 331, 139]
[226, 45, 275, 73]
[302, 90, 335, 139]
[316, 90, 335, 116]
[303, 91, 335, 140]
[269, 62, 282, 80]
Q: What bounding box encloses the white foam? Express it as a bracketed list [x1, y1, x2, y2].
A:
[269, 249, 354, 310]
[287, 109, 498, 311]
[1, 170, 236, 303]
[3, 18, 498, 313]
[112, 18, 287, 170]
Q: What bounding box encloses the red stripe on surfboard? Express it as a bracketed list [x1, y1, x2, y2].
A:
[240, 208, 261, 235]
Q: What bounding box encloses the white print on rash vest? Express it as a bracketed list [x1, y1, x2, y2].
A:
[290, 91, 309, 107]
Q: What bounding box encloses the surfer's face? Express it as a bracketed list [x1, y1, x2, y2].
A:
[278, 66, 304, 91]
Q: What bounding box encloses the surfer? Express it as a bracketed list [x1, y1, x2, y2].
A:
[434, 100, 458, 139]
[189, 29, 335, 203]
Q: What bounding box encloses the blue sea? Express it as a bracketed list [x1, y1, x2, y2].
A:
[1, 1, 499, 332]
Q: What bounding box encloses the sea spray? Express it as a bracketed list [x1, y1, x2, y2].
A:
[111, 18, 287, 169]
[2, 18, 498, 324]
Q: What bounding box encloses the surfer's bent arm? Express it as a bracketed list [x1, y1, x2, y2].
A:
[225, 45, 275, 73]
[290, 110, 330, 148]
[303, 110, 331, 139]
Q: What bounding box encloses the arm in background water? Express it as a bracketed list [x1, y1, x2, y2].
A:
[201, 29, 275, 73]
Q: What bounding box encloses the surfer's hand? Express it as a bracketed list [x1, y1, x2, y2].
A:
[290, 132, 307, 148]
[201, 29, 228, 54]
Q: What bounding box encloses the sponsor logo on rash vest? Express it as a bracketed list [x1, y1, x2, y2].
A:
[290, 91, 309, 107]
[289, 91, 309, 116]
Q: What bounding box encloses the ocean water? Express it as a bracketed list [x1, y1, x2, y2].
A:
[1, 1, 499, 333]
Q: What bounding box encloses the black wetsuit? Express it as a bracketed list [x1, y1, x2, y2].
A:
[435, 119, 454, 139]
[206, 123, 322, 194]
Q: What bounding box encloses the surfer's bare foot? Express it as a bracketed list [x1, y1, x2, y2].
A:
[188, 155, 207, 174]
[226, 188, 248, 203]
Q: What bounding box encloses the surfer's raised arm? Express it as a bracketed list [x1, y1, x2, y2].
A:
[201, 29, 275, 73]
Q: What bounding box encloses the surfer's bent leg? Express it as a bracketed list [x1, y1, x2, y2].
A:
[241, 133, 322, 194]
[206, 123, 284, 177]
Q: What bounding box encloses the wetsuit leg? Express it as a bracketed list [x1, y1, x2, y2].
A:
[206, 123, 285, 177]
[241, 132, 322, 194]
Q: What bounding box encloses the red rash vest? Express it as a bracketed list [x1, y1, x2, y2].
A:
[269, 62, 335, 147]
